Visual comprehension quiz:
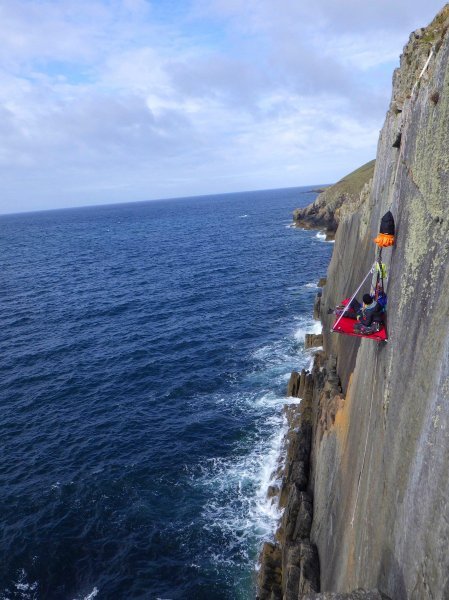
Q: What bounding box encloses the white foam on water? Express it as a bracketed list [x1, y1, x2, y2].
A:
[315, 232, 326, 240]
[239, 214, 249, 218]
[192, 312, 320, 572]
[293, 318, 322, 343]
[252, 390, 299, 410]
[198, 408, 288, 557]
[2, 569, 39, 600]
[303, 282, 318, 289]
[251, 341, 293, 366]
[249, 340, 311, 387]
[72, 587, 99, 600]
[253, 413, 288, 521]
[280, 372, 293, 382]
[311, 320, 322, 334]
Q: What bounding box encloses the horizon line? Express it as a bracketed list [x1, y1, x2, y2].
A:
[0, 183, 332, 218]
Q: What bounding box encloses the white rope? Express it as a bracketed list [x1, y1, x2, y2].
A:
[332, 264, 375, 332]
[389, 46, 434, 211]
[410, 47, 434, 97]
[350, 352, 378, 527]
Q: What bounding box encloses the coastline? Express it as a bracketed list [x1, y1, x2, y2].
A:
[256, 288, 329, 598]
[259, 6, 449, 598]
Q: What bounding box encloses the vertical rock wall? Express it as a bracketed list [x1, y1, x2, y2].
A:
[311, 7, 449, 599]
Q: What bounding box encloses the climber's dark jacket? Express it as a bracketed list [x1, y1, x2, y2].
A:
[358, 300, 383, 326]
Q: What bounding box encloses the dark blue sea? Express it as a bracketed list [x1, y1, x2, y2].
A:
[0, 188, 332, 600]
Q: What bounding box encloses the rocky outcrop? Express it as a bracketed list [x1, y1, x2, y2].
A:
[258, 361, 324, 600]
[258, 542, 283, 600]
[304, 334, 323, 350]
[313, 292, 321, 321]
[293, 161, 375, 239]
[313, 279, 327, 321]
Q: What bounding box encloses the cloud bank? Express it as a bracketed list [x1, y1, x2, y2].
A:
[0, 0, 445, 213]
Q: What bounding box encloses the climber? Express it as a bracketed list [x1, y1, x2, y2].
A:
[329, 297, 360, 319]
[353, 294, 384, 334]
[331, 293, 381, 322]
[332, 254, 389, 341]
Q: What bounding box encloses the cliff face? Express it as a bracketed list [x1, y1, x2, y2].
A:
[258, 6, 449, 600]
[293, 161, 375, 239]
[313, 5, 449, 599]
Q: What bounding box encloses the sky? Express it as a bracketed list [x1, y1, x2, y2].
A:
[0, 0, 446, 214]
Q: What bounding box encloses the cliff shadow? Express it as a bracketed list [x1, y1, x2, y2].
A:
[378, 545, 407, 600]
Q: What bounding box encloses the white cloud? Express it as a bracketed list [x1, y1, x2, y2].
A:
[0, 0, 445, 213]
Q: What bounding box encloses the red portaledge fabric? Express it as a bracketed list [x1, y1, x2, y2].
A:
[332, 315, 388, 342]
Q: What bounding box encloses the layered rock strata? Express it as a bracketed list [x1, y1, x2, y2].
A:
[313, 8, 449, 598]
[258, 350, 389, 599]
[303, 592, 389, 600]
[304, 334, 323, 350]
[258, 363, 322, 600]
[258, 6, 449, 598]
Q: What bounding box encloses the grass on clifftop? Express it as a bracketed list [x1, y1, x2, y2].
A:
[293, 159, 375, 235]
[326, 159, 375, 199]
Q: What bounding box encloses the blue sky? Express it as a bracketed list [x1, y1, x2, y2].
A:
[0, 0, 446, 213]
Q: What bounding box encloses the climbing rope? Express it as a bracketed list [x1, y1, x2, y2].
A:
[328, 45, 435, 530]
[411, 46, 434, 97]
[389, 45, 435, 214]
[332, 264, 375, 332]
[369, 247, 387, 297]
[350, 351, 378, 528]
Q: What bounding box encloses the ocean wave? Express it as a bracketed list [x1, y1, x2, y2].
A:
[195, 409, 287, 564]
[73, 588, 99, 600]
[1, 569, 38, 600]
[293, 318, 322, 343]
[190, 313, 317, 570]
[303, 282, 318, 289]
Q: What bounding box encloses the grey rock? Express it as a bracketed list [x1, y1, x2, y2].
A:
[297, 541, 320, 595]
[310, 5, 449, 599]
[287, 371, 301, 397]
[313, 293, 322, 320]
[282, 486, 313, 542]
[305, 334, 323, 349]
[257, 542, 283, 600]
[301, 591, 388, 600]
[267, 485, 280, 500]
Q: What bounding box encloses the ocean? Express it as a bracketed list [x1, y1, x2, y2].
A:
[0, 188, 333, 600]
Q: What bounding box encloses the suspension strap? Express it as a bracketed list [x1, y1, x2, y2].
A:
[332, 264, 375, 331]
[376, 248, 384, 295]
